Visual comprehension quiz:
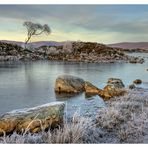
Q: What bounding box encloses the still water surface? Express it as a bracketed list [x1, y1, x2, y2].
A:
[0, 53, 148, 116]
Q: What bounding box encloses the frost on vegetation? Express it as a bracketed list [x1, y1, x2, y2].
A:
[96, 90, 148, 143]
[0, 113, 93, 144]
[0, 90, 148, 143]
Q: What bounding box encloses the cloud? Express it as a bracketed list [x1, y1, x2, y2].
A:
[1, 5, 148, 43]
[0, 5, 148, 33]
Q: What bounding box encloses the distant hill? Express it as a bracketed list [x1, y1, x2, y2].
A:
[108, 42, 148, 50]
[0, 40, 24, 47]
[29, 41, 63, 48]
[0, 40, 63, 48]
[1, 40, 148, 51]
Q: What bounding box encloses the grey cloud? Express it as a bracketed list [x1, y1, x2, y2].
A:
[0, 5, 148, 35]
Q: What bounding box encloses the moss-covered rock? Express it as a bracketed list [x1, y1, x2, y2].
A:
[55, 75, 85, 93]
[0, 102, 65, 135]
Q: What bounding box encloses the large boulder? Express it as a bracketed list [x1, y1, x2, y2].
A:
[0, 102, 65, 135]
[84, 81, 102, 95]
[55, 75, 85, 93]
[101, 78, 126, 100]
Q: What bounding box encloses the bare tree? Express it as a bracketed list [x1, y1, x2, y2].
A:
[23, 21, 51, 49]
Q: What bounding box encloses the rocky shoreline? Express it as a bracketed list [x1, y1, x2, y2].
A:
[0, 41, 145, 64]
[0, 74, 147, 143]
[0, 74, 146, 136]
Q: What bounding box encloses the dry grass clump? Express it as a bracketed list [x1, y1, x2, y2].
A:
[96, 90, 148, 143]
[0, 90, 147, 144]
[118, 112, 148, 143]
[96, 107, 124, 131]
[43, 114, 92, 144]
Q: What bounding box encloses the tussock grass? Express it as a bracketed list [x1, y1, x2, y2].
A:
[0, 90, 148, 143]
[96, 90, 148, 143]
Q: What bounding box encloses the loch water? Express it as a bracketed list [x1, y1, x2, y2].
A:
[0, 53, 148, 117]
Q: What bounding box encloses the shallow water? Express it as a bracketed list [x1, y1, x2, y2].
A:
[0, 53, 148, 116]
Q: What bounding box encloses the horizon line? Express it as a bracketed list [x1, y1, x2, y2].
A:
[1, 39, 148, 45]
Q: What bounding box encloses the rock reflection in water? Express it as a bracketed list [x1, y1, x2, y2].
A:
[55, 92, 82, 100]
[85, 93, 98, 100]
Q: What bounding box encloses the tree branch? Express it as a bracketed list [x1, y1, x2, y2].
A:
[34, 30, 44, 35]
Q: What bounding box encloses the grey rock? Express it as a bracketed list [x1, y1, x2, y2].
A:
[0, 102, 65, 135]
[55, 75, 85, 93]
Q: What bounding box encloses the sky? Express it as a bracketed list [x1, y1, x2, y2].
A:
[1, 5, 148, 44]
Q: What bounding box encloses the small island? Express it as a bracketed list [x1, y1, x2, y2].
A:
[0, 41, 145, 64]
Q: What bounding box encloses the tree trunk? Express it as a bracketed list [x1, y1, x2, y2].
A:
[25, 35, 31, 49]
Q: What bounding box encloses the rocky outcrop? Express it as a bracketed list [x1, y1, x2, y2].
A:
[0, 102, 65, 135]
[54, 75, 127, 100]
[84, 81, 102, 95]
[0, 41, 145, 63]
[55, 75, 85, 93]
[101, 85, 126, 100]
[133, 79, 142, 84]
[0, 42, 45, 61]
[55, 76, 103, 97]
[129, 57, 144, 64]
[100, 78, 126, 100]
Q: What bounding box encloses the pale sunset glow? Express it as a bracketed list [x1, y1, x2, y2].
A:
[1, 5, 148, 43]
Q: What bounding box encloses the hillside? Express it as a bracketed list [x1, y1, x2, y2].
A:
[38, 41, 144, 63]
[0, 40, 63, 48]
[108, 42, 148, 50]
[0, 41, 144, 63]
[1, 40, 148, 52]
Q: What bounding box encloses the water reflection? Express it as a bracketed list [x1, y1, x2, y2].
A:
[55, 92, 82, 100]
[0, 53, 147, 115]
[85, 93, 98, 100]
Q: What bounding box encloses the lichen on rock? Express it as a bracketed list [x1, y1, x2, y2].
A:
[0, 102, 65, 135]
[55, 75, 85, 93]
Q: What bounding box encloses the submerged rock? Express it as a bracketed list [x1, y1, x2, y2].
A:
[55, 75, 85, 93]
[55, 92, 81, 100]
[133, 79, 142, 84]
[84, 81, 102, 95]
[128, 84, 136, 90]
[0, 102, 65, 135]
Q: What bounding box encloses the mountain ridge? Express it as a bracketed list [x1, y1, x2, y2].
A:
[1, 40, 148, 50]
[0, 40, 63, 48]
[108, 42, 148, 50]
